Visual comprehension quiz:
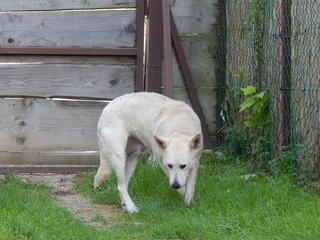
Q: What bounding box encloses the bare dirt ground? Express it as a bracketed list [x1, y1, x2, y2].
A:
[16, 173, 122, 228]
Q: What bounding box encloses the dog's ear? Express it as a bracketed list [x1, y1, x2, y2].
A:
[190, 133, 202, 150]
[154, 135, 167, 150]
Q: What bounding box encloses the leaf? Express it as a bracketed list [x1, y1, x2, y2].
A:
[256, 91, 267, 99]
[244, 114, 260, 127]
[253, 99, 264, 113]
[240, 86, 256, 96]
[239, 96, 256, 112]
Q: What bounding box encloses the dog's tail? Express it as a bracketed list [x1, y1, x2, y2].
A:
[94, 159, 112, 189]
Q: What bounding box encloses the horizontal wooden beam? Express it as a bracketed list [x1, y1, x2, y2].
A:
[0, 151, 99, 165]
[0, 165, 98, 174]
[0, 0, 136, 11]
[0, 47, 137, 56]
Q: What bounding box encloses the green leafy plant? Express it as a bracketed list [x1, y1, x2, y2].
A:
[270, 146, 297, 177]
[239, 85, 270, 127]
[222, 84, 273, 172]
[223, 126, 250, 156]
[222, 66, 252, 127]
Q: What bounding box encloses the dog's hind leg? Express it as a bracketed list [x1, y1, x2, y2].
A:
[105, 129, 138, 213]
[114, 154, 138, 213]
[96, 126, 138, 213]
[124, 137, 146, 187]
[94, 152, 112, 189]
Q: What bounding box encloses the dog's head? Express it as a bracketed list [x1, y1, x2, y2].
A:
[154, 132, 203, 189]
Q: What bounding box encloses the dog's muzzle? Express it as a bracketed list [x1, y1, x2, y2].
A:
[171, 180, 181, 189]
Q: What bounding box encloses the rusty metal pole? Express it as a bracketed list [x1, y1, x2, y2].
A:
[216, 0, 227, 145]
[146, 0, 162, 93]
[162, 0, 174, 98]
[135, 0, 146, 92]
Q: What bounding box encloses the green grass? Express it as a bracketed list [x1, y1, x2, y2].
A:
[0, 175, 110, 240]
[1, 155, 320, 239]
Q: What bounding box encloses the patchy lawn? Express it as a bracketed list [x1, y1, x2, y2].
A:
[1, 154, 320, 239]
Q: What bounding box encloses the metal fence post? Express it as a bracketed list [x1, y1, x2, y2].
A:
[216, 0, 227, 145]
[278, 0, 292, 149]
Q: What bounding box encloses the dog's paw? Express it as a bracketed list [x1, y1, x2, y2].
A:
[122, 202, 139, 213]
[93, 185, 101, 192]
[184, 194, 194, 205]
[93, 179, 101, 190]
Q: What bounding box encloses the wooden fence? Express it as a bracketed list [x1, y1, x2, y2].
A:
[0, 0, 220, 173]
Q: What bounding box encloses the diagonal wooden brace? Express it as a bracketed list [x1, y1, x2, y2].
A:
[170, 10, 211, 148]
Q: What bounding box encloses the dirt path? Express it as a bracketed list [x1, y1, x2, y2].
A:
[17, 173, 122, 228]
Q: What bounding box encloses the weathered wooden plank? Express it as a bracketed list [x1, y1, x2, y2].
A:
[171, 0, 219, 34]
[0, 55, 135, 65]
[0, 10, 136, 48]
[159, 36, 217, 87]
[0, 151, 99, 165]
[0, 0, 136, 11]
[0, 99, 106, 152]
[172, 35, 218, 88]
[0, 63, 135, 99]
[0, 46, 137, 56]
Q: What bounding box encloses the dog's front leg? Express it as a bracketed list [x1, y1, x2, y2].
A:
[184, 162, 199, 204]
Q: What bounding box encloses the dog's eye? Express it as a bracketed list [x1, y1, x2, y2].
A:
[180, 164, 187, 169]
[168, 164, 173, 169]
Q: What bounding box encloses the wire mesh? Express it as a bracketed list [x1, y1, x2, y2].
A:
[219, 0, 319, 172]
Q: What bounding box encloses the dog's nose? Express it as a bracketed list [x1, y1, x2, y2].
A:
[171, 180, 181, 189]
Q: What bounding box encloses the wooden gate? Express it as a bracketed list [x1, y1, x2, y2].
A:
[0, 0, 145, 173]
[0, 0, 220, 173]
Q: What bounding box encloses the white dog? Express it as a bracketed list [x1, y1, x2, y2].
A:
[94, 92, 203, 213]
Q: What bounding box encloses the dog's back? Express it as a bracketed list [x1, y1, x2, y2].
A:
[98, 92, 201, 148]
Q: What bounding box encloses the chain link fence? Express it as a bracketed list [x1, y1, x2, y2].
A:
[217, 0, 319, 177]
